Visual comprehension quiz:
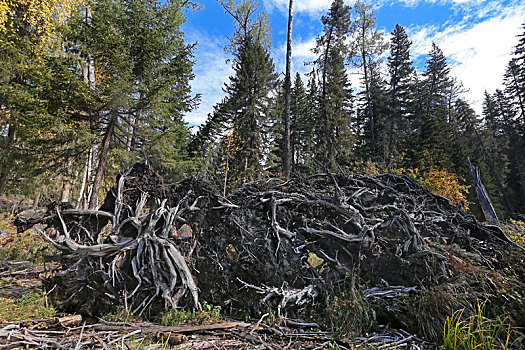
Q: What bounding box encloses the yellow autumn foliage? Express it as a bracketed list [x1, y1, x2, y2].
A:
[352, 161, 470, 210]
[0, 0, 81, 51]
[413, 167, 470, 210]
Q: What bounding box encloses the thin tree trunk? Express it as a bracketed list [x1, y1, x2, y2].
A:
[321, 27, 334, 164]
[129, 111, 141, 152]
[32, 191, 41, 211]
[75, 150, 92, 209]
[60, 157, 74, 203]
[283, 0, 293, 180]
[360, 24, 375, 163]
[89, 112, 117, 209]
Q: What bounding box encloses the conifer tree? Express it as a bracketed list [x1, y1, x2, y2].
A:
[387, 24, 414, 167]
[65, 0, 197, 208]
[312, 0, 354, 169]
[221, 38, 279, 185]
[0, 0, 92, 200]
[493, 90, 525, 212]
[351, 0, 388, 163]
[419, 43, 455, 169]
[290, 73, 313, 172]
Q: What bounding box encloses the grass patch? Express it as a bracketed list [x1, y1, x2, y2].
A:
[323, 279, 375, 336]
[442, 302, 516, 350]
[160, 301, 221, 326]
[402, 284, 462, 342]
[0, 287, 55, 322]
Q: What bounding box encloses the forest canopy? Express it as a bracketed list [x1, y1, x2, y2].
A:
[0, 0, 524, 222]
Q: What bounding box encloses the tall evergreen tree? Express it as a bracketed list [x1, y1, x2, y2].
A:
[419, 43, 455, 169]
[0, 0, 92, 200]
[312, 0, 354, 168]
[387, 24, 414, 167]
[493, 90, 525, 213]
[290, 73, 313, 172]
[221, 38, 279, 185]
[66, 0, 197, 208]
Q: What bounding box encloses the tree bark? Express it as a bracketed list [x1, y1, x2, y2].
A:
[60, 157, 74, 203]
[321, 27, 334, 164]
[283, 0, 293, 180]
[89, 112, 117, 209]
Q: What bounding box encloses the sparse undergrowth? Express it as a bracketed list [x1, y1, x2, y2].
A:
[442, 302, 516, 350]
[159, 301, 222, 326]
[323, 279, 376, 337]
[0, 287, 55, 322]
[503, 219, 525, 247]
[0, 214, 57, 263]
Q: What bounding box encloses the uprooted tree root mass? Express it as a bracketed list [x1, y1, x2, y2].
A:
[16, 163, 525, 343]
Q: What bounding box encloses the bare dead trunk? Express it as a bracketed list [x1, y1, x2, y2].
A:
[469, 160, 499, 225]
[89, 112, 117, 209]
[283, 0, 293, 180]
[32, 191, 41, 211]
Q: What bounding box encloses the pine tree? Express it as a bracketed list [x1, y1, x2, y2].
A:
[290, 73, 314, 172]
[0, 0, 92, 200]
[387, 24, 414, 167]
[221, 38, 279, 185]
[312, 0, 354, 169]
[353, 61, 388, 162]
[66, 0, 197, 208]
[419, 43, 455, 169]
[493, 90, 525, 213]
[509, 21, 525, 125]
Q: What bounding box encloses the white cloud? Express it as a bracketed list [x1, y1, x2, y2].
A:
[406, 1, 525, 113]
[183, 31, 233, 126]
[263, 0, 354, 15]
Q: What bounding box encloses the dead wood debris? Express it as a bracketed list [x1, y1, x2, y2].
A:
[14, 163, 525, 344]
[0, 317, 432, 349]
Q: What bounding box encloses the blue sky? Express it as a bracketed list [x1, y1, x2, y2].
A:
[182, 0, 525, 127]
